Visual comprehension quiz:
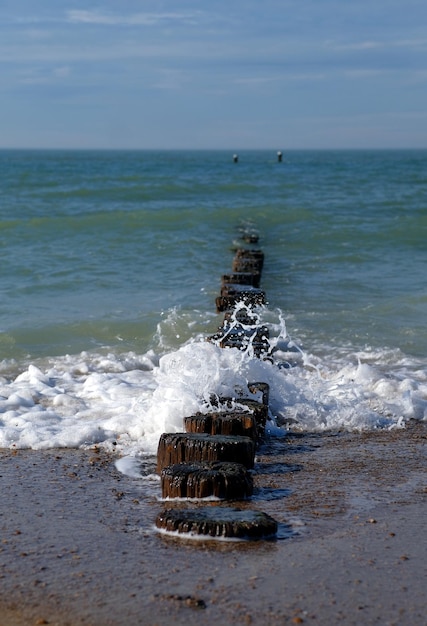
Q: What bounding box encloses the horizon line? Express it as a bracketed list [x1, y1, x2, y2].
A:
[1, 146, 426, 152]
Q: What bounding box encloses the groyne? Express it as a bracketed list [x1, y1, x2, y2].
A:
[155, 223, 280, 540]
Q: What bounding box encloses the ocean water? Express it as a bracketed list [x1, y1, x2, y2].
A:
[1, 149, 426, 455]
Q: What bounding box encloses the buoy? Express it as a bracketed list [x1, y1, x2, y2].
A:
[277, 151, 283, 162]
[233, 154, 239, 163]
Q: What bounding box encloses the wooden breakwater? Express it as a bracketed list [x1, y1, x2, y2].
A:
[155, 224, 278, 540]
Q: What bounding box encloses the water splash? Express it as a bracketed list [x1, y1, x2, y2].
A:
[1, 306, 426, 453]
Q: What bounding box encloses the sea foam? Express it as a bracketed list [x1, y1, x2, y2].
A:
[0, 309, 426, 454]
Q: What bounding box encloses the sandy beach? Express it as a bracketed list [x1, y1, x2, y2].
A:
[1, 421, 426, 626]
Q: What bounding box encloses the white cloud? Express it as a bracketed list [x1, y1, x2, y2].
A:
[150, 69, 190, 90]
[343, 68, 387, 78]
[66, 10, 199, 26]
[400, 70, 427, 85]
[16, 65, 71, 85]
[325, 40, 384, 52]
[328, 37, 427, 52]
[332, 40, 383, 51]
[53, 66, 70, 77]
[393, 38, 427, 50]
[0, 39, 187, 64]
[234, 76, 280, 86]
[234, 72, 326, 86]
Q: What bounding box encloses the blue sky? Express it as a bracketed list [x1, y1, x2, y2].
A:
[1, 1, 427, 149]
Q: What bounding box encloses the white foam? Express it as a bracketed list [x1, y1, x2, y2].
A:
[114, 456, 146, 479]
[154, 525, 271, 542]
[0, 313, 426, 456]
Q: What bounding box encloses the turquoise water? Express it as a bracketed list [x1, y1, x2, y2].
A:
[2, 149, 426, 358]
[1, 149, 426, 450]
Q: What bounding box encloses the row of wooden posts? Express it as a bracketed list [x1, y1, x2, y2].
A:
[155, 226, 279, 540]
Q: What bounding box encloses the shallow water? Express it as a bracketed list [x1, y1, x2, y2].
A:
[1, 149, 426, 453]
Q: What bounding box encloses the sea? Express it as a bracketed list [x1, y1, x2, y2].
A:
[1, 149, 426, 460]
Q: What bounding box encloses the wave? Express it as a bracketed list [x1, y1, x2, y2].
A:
[1, 307, 425, 453]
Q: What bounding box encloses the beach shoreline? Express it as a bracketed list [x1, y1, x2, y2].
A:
[1, 421, 426, 626]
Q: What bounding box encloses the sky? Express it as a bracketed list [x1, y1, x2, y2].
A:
[1, 1, 427, 149]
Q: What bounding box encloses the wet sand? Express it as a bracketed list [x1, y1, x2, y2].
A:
[0, 421, 426, 626]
